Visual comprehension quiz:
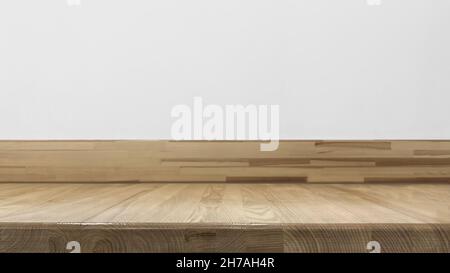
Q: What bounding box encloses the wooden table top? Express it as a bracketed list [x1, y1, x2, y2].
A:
[0, 183, 448, 224]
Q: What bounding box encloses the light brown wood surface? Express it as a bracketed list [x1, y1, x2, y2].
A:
[1, 140, 450, 183]
[0, 183, 448, 224]
[0, 183, 448, 252]
[1, 141, 449, 252]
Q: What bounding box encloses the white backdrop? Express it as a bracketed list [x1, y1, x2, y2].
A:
[1, 0, 449, 139]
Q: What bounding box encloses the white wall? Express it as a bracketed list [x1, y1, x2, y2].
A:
[1, 0, 449, 139]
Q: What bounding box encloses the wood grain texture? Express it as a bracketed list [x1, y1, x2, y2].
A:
[1, 140, 450, 183]
[0, 183, 448, 253]
[0, 183, 448, 224]
[0, 223, 448, 253]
